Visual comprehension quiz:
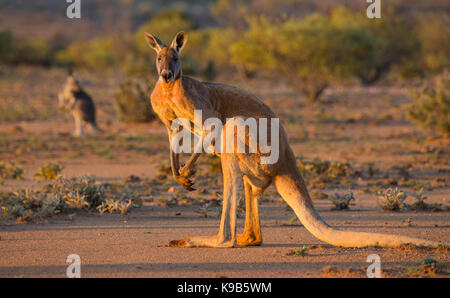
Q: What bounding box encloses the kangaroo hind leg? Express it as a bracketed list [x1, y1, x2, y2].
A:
[237, 176, 263, 246]
[168, 154, 242, 248]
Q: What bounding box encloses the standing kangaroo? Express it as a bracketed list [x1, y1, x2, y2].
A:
[146, 31, 443, 248]
[58, 71, 101, 137]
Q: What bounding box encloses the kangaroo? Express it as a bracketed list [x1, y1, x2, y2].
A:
[146, 31, 444, 248]
[58, 71, 101, 137]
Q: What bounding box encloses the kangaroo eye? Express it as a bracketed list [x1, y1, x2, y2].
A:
[157, 57, 161, 62]
[173, 56, 178, 62]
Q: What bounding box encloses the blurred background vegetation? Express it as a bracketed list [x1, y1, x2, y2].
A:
[0, 0, 449, 131]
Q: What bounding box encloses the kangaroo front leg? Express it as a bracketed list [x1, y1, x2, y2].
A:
[169, 155, 241, 248]
[237, 177, 263, 246]
[167, 128, 195, 191]
[179, 152, 201, 178]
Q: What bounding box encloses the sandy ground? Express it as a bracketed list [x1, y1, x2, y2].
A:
[0, 196, 448, 278]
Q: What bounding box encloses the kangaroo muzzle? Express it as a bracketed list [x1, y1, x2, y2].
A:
[160, 70, 173, 83]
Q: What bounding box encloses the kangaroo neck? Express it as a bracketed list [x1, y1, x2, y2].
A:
[157, 75, 183, 96]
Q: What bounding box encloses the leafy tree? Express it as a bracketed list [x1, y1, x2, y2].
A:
[329, 7, 420, 85]
[230, 14, 377, 102]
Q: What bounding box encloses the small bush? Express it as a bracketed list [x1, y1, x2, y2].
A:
[284, 246, 309, 256]
[377, 187, 407, 211]
[45, 176, 106, 209]
[114, 80, 157, 123]
[97, 199, 133, 215]
[407, 72, 450, 136]
[1, 176, 106, 222]
[297, 158, 352, 185]
[404, 188, 443, 211]
[35, 163, 63, 181]
[0, 161, 24, 181]
[0, 175, 144, 223]
[329, 191, 355, 210]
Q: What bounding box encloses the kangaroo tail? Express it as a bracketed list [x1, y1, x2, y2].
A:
[273, 173, 444, 248]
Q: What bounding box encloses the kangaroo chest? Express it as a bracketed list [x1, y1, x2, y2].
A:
[151, 88, 197, 126]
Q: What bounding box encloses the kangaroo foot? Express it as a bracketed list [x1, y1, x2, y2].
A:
[237, 232, 262, 246]
[168, 235, 235, 248]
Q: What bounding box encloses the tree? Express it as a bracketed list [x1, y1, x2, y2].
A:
[230, 14, 377, 102]
[329, 7, 420, 85]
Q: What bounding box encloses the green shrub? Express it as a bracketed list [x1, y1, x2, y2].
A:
[35, 163, 63, 181]
[297, 158, 352, 184]
[0, 30, 14, 63]
[417, 17, 450, 74]
[135, 10, 197, 53]
[329, 191, 355, 210]
[330, 7, 420, 85]
[55, 36, 119, 69]
[377, 187, 406, 211]
[1, 176, 107, 222]
[0, 161, 24, 181]
[114, 80, 157, 123]
[407, 72, 450, 136]
[404, 188, 443, 211]
[0, 30, 55, 66]
[230, 13, 377, 102]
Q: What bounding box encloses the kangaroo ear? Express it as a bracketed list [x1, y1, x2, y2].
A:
[144, 32, 166, 53]
[170, 31, 188, 53]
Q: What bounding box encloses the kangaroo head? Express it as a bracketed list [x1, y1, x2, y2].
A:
[144, 31, 188, 83]
[58, 72, 80, 109]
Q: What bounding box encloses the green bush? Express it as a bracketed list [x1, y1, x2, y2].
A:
[0, 176, 106, 222]
[0, 161, 24, 181]
[330, 7, 421, 85]
[229, 13, 377, 102]
[0, 30, 55, 66]
[0, 30, 14, 63]
[181, 27, 238, 79]
[417, 17, 450, 74]
[0, 175, 143, 222]
[329, 191, 355, 210]
[407, 72, 450, 136]
[377, 187, 407, 211]
[114, 80, 157, 123]
[35, 163, 63, 181]
[55, 36, 119, 69]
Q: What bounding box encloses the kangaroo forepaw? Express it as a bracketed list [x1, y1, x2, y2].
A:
[179, 164, 197, 178]
[174, 175, 196, 191]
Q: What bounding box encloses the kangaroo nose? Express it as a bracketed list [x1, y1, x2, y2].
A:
[161, 70, 173, 83]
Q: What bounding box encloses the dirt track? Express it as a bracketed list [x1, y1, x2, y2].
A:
[1, 197, 448, 278]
